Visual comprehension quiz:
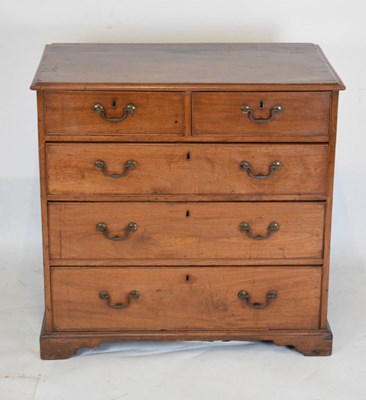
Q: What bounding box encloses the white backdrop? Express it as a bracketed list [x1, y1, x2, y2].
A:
[0, 0, 365, 260]
[0, 1, 365, 399]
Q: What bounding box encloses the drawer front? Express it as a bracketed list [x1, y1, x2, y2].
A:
[46, 143, 328, 199]
[48, 202, 324, 263]
[192, 92, 331, 137]
[44, 92, 184, 135]
[51, 266, 321, 331]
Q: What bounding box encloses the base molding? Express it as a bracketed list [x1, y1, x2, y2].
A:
[40, 319, 333, 359]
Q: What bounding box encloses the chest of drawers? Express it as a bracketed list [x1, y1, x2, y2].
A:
[31, 43, 345, 359]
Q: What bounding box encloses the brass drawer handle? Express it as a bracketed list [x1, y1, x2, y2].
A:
[99, 290, 140, 309]
[241, 104, 282, 123]
[96, 222, 138, 241]
[95, 159, 137, 179]
[93, 103, 136, 122]
[239, 222, 279, 240]
[237, 290, 277, 310]
[240, 160, 281, 179]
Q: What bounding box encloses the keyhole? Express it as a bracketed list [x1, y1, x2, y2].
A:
[186, 210, 190, 218]
[186, 274, 190, 282]
[186, 152, 191, 160]
[259, 100, 265, 109]
[112, 99, 117, 109]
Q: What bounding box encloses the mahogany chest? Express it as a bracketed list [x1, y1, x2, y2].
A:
[31, 43, 345, 359]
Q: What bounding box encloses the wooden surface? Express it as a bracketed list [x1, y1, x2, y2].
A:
[193, 92, 330, 137]
[36, 91, 53, 331]
[320, 91, 340, 328]
[31, 43, 345, 90]
[46, 143, 328, 199]
[44, 91, 184, 135]
[40, 319, 333, 359]
[48, 202, 325, 263]
[51, 266, 321, 331]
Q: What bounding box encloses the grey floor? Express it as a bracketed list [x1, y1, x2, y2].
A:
[1, 178, 365, 400]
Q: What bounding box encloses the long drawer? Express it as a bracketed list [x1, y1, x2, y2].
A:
[51, 266, 322, 331]
[44, 91, 185, 135]
[51, 267, 321, 330]
[46, 143, 328, 199]
[48, 202, 325, 264]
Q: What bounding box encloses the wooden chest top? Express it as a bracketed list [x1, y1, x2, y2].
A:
[31, 43, 345, 90]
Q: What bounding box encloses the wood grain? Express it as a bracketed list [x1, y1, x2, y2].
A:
[193, 92, 331, 137]
[44, 132, 331, 143]
[36, 91, 53, 331]
[40, 318, 333, 359]
[31, 43, 345, 90]
[48, 202, 325, 263]
[46, 143, 328, 199]
[51, 266, 321, 331]
[44, 91, 184, 135]
[45, 133, 329, 144]
[320, 91, 340, 327]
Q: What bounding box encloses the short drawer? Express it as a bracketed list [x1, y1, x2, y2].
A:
[51, 266, 321, 331]
[46, 143, 328, 199]
[44, 91, 184, 135]
[48, 202, 325, 264]
[192, 92, 331, 138]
